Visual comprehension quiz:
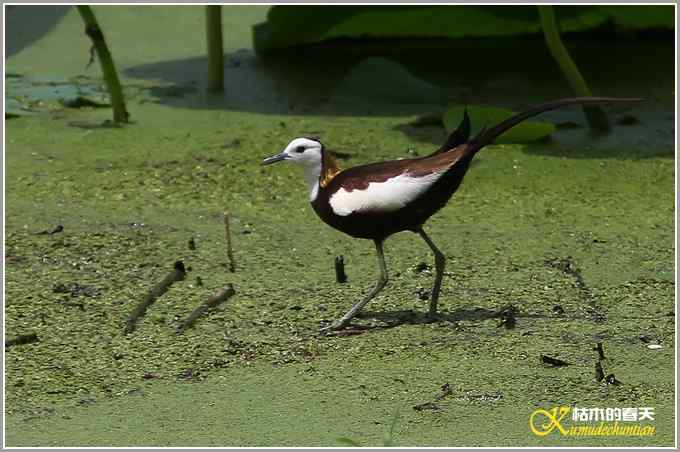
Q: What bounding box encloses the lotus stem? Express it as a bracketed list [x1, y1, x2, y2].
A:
[538, 5, 610, 132]
[206, 6, 224, 93]
[76, 6, 129, 123]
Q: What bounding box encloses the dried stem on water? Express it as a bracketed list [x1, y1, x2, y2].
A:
[177, 284, 235, 332]
[224, 211, 235, 272]
[124, 261, 187, 334]
[5, 333, 39, 348]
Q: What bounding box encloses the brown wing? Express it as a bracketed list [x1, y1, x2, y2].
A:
[329, 145, 473, 192]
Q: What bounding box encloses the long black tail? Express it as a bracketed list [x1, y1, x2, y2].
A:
[466, 96, 643, 152]
[432, 108, 471, 154]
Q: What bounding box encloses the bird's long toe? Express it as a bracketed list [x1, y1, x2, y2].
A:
[320, 318, 351, 333]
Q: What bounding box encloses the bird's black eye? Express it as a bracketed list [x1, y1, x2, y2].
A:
[295, 146, 306, 153]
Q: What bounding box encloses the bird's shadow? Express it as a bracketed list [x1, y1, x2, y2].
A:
[348, 306, 504, 331]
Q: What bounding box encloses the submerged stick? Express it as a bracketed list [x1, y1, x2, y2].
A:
[177, 284, 235, 332]
[335, 255, 347, 283]
[124, 261, 186, 334]
[224, 211, 235, 272]
[595, 361, 605, 382]
[538, 5, 610, 132]
[5, 333, 39, 348]
[76, 6, 129, 123]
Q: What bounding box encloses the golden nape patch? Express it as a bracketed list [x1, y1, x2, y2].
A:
[320, 151, 341, 188]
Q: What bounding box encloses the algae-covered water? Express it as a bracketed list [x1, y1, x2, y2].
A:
[4, 5, 675, 447]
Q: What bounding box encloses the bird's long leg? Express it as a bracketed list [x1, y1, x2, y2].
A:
[324, 239, 388, 331]
[417, 228, 446, 317]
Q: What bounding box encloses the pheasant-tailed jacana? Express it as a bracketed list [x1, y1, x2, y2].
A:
[262, 97, 641, 331]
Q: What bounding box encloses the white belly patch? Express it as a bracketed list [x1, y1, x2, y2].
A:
[329, 172, 442, 217]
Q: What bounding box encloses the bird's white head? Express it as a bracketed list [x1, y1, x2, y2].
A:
[261, 137, 323, 168]
[262, 137, 327, 201]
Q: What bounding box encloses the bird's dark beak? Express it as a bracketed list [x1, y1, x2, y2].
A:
[261, 152, 289, 166]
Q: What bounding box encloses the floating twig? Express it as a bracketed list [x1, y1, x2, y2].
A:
[413, 402, 440, 412]
[177, 284, 235, 332]
[124, 261, 186, 335]
[335, 255, 347, 283]
[540, 354, 571, 367]
[223, 211, 236, 273]
[5, 333, 39, 348]
[36, 225, 63, 235]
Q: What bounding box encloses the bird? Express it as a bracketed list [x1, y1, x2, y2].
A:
[262, 97, 641, 331]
